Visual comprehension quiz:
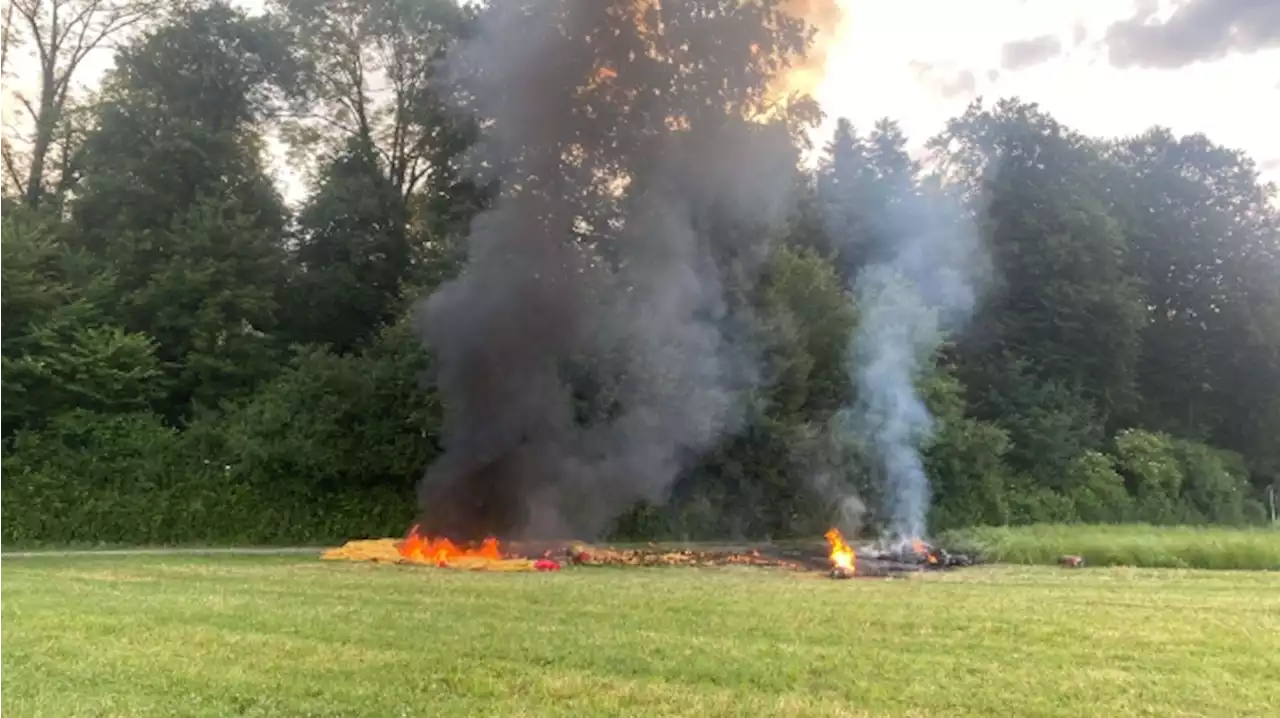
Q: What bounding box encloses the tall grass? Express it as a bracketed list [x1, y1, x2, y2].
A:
[942, 524, 1280, 570]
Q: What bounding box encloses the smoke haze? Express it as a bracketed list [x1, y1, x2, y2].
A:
[821, 125, 987, 541]
[414, 1, 827, 541]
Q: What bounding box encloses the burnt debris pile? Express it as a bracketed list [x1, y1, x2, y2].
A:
[517, 538, 982, 577]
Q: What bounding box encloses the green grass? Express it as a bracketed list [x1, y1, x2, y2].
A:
[4, 555, 1279, 717]
[943, 524, 1280, 570]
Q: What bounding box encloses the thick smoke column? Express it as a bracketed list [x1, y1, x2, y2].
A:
[414, 1, 820, 541]
[822, 126, 986, 541]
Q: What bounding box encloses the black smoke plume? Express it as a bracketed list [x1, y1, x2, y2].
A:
[413, 1, 821, 541]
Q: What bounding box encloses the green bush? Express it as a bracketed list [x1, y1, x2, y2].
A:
[1175, 441, 1252, 524]
[215, 322, 440, 497]
[1113, 429, 1184, 521]
[1063, 450, 1134, 523]
[1006, 486, 1078, 525]
[0, 409, 414, 547]
[924, 372, 1016, 532]
[2, 411, 197, 544]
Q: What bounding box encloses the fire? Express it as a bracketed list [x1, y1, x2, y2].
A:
[824, 528, 855, 573]
[770, 0, 847, 101]
[911, 538, 938, 565]
[397, 524, 502, 567]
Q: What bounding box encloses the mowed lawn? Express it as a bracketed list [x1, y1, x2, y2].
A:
[3, 555, 1278, 717]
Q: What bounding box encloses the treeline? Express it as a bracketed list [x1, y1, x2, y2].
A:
[3, 0, 1278, 545]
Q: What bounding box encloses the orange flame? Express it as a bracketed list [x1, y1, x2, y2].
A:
[397, 524, 502, 567]
[824, 528, 855, 573]
[911, 538, 938, 565]
[771, 0, 846, 100]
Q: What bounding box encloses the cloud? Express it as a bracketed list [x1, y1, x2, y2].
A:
[1104, 0, 1280, 69]
[938, 69, 977, 99]
[908, 61, 977, 100]
[1000, 34, 1064, 70]
[986, 69, 1001, 83]
[1073, 21, 1089, 47]
[1261, 157, 1280, 173]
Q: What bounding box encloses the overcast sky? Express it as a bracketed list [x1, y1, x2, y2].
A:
[4, 0, 1278, 200]
[814, 0, 1279, 182]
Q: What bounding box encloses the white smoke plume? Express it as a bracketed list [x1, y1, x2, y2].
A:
[821, 123, 987, 540]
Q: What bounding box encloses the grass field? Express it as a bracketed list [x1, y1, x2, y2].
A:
[944, 524, 1280, 570]
[3, 554, 1278, 717]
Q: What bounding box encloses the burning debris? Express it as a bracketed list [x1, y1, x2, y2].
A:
[872, 540, 978, 569]
[321, 530, 810, 573]
[400, 525, 501, 566]
[823, 530, 979, 578]
[320, 535, 551, 572]
[825, 528, 856, 578]
[321, 526, 980, 578]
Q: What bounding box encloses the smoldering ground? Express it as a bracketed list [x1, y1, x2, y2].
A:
[413, 1, 842, 542]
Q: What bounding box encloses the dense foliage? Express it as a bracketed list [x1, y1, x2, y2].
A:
[3, 0, 1278, 545]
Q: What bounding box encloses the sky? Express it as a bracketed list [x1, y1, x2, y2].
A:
[3, 0, 1278, 201]
[814, 0, 1280, 182]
